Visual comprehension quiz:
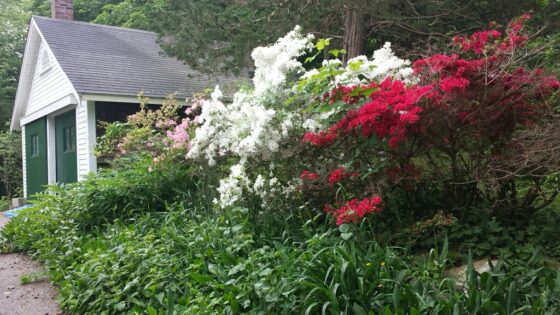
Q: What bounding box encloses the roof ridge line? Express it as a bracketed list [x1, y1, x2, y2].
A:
[32, 15, 155, 35]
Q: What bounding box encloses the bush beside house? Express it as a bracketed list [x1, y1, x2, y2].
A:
[0, 131, 22, 210]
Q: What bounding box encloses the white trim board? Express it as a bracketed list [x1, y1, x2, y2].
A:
[21, 126, 27, 198]
[46, 116, 56, 184]
[80, 93, 168, 104]
[20, 94, 78, 126]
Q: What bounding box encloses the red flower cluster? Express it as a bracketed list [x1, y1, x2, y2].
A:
[304, 14, 560, 156]
[412, 51, 559, 139]
[328, 167, 359, 185]
[303, 79, 433, 148]
[453, 14, 531, 54]
[300, 170, 319, 181]
[324, 196, 383, 225]
[501, 14, 531, 51]
[453, 30, 501, 54]
[413, 53, 484, 91]
[302, 128, 338, 146]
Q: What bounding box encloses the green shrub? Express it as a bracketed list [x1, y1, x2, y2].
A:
[3, 199, 559, 314]
[68, 163, 197, 232]
[0, 131, 22, 198]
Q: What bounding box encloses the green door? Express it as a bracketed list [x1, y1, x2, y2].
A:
[25, 118, 48, 196]
[55, 110, 77, 184]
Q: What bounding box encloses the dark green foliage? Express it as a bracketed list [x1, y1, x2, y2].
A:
[74, 0, 125, 22]
[2, 186, 560, 314]
[59, 159, 197, 232]
[153, 0, 560, 74]
[2, 150, 558, 314]
[0, 1, 27, 130]
[26, 0, 162, 29]
[153, 0, 342, 74]
[26, 0, 124, 22]
[0, 158, 195, 246]
[93, 0, 165, 30]
[0, 131, 22, 198]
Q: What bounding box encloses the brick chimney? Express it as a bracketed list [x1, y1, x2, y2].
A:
[51, 0, 74, 20]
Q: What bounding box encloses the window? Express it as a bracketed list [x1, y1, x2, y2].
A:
[40, 49, 51, 73]
[63, 126, 75, 152]
[31, 134, 39, 156]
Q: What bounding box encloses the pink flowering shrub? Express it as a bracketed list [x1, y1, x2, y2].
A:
[96, 93, 203, 170]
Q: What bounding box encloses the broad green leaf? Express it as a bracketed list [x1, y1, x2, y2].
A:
[341, 232, 353, 240]
[147, 306, 158, 315]
[339, 224, 350, 233]
[352, 303, 368, 315]
[190, 273, 213, 284]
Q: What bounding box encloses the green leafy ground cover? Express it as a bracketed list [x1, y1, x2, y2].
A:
[1, 160, 559, 314]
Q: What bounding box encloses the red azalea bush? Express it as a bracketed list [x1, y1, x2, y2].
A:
[301, 15, 560, 225]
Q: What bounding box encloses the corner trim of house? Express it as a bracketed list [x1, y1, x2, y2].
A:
[21, 125, 27, 198]
[76, 99, 97, 180]
[46, 116, 56, 184]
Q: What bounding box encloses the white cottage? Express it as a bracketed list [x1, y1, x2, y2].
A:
[11, 0, 238, 197]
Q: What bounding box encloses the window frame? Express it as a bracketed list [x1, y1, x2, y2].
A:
[63, 126, 76, 152]
[31, 134, 39, 157]
[40, 49, 52, 74]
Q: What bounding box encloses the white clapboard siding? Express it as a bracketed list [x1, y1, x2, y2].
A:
[76, 100, 97, 179]
[25, 40, 75, 116]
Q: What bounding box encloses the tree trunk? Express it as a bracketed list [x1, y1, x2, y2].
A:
[343, 5, 366, 63]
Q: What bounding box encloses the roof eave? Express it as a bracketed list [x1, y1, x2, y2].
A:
[10, 19, 38, 131]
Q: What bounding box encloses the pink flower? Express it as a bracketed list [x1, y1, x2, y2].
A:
[167, 119, 190, 148]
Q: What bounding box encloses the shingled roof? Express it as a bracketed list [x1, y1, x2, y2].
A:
[33, 16, 243, 98]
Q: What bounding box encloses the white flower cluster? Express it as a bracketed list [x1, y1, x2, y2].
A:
[302, 42, 414, 86]
[215, 162, 282, 209]
[189, 27, 314, 208]
[251, 173, 281, 208]
[215, 163, 250, 208]
[251, 25, 315, 97]
[336, 42, 413, 84]
[188, 26, 313, 166]
[187, 87, 281, 166]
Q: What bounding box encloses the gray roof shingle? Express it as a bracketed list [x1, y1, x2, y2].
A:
[33, 16, 243, 99]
